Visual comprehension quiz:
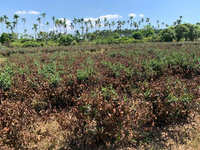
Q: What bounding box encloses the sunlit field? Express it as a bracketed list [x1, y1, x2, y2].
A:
[0, 42, 199, 149]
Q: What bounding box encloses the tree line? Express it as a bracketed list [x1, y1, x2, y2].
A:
[0, 14, 200, 47]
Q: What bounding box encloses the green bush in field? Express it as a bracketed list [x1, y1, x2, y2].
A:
[175, 24, 189, 41]
[0, 66, 14, 90]
[22, 41, 44, 47]
[38, 62, 61, 87]
[77, 58, 95, 82]
[70, 40, 78, 46]
[141, 25, 155, 38]
[132, 31, 144, 40]
[183, 23, 200, 41]
[59, 34, 74, 46]
[0, 33, 10, 44]
[77, 66, 95, 81]
[101, 85, 118, 101]
[102, 61, 123, 77]
[102, 61, 136, 78]
[0, 33, 17, 46]
[160, 28, 176, 42]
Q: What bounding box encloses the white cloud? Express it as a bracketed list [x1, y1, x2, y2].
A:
[84, 14, 122, 22]
[128, 13, 137, 18]
[139, 13, 145, 18]
[99, 14, 122, 20]
[15, 10, 40, 15]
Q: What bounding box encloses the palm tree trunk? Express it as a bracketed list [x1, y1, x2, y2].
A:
[1, 24, 3, 34]
[23, 23, 25, 34]
[43, 20, 45, 32]
[53, 23, 54, 33]
[16, 25, 18, 38]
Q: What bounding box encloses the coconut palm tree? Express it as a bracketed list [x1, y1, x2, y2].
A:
[117, 20, 122, 30]
[105, 21, 109, 30]
[55, 19, 62, 34]
[88, 19, 93, 31]
[179, 16, 183, 23]
[46, 22, 49, 33]
[97, 18, 101, 30]
[10, 22, 16, 33]
[63, 18, 68, 34]
[37, 17, 41, 32]
[22, 18, 26, 34]
[173, 21, 177, 26]
[161, 22, 165, 28]
[13, 14, 19, 36]
[138, 20, 141, 28]
[177, 19, 181, 25]
[95, 19, 99, 31]
[108, 23, 112, 31]
[103, 17, 107, 30]
[0, 16, 4, 34]
[127, 19, 130, 27]
[121, 20, 126, 30]
[5, 21, 11, 33]
[111, 21, 115, 31]
[52, 16, 56, 33]
[3, 15, 8, 23]
[3, 15, 8, 33]
[41, 13, 46, 32]
[129, 16, 134, 29]
[32, 24, 38, 39]
[156, 20, 160, 29]
[141, 18, 144, 23]
[24, 29, 27, 34]
[55, 19, 59, 34]
[134, 22, 138, 30]
[77, 18, 82, 32]
[84, 20, 88, 33]
[73, 17, 78, 31]
[81, 26, 84, 36]
[12, 21, 16, 33]
[146, 18, 150, 25]
[70, 22, 74, 34]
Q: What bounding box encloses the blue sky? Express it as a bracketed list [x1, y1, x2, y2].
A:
[0, 0, 200, 34]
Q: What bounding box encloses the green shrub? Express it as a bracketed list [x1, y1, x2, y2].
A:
[101, 85, 118, 101]
[144, 79, 194, 126]
[0, 33, 10, 44]
[70, 40, 78, 46]
[22, 41, 42, 47]
[20, 38, 33, 43]
[47, 40, 59, 46]
[132, 31, 144, 40]
[160, 28, 176, 42]
[59, 34, 74, 46]
[175, 24, 189, 41]
[38, 62, 61, 87]
[0, 66, 14, 90]
[77, 66, 94, 81]
[102, 61, 125, 77]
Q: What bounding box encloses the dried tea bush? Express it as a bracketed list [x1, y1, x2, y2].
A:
[0, 101, 36, 149]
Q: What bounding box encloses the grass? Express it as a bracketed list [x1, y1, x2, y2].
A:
[0, 57, 6, 64]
